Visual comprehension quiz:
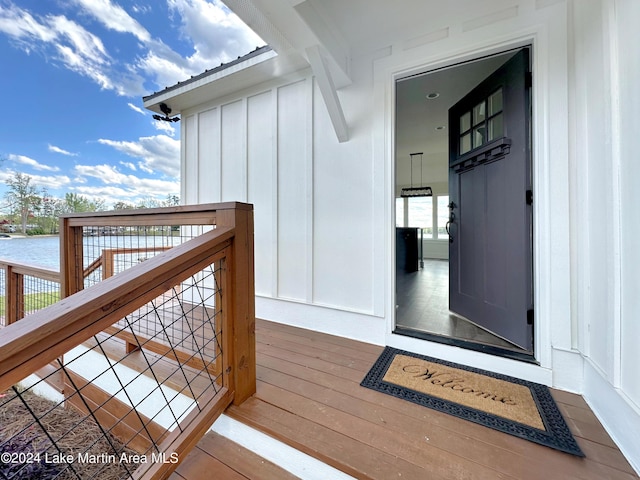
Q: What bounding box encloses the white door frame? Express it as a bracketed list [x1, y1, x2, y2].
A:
[372, 6, 572, 385]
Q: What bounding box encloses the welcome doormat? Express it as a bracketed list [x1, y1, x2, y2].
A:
[361, 347, 584, 456]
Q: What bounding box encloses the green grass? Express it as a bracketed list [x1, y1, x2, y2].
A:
[0, 291, 60, 317]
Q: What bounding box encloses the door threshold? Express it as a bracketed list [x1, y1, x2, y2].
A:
[393, 326, 538, 364]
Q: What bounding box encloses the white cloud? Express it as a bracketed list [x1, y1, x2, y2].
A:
[169, 0, 263, 61]
[119, 161, 137, 171]
[48, 145, 78, 156]
[153, 119, 176, 136]
[0, 4, 57, 43]
[0, 1, 264, 97]
[132, 4, 152, 15]
[8, 154, 60, 172]
[50, 14, 109, 61]
[128, 103, 146, 115]
[137, 0, 264, 90]
[0, 5, 117, 92]
[0, 168, 71, 189]
[72, 164, 179, 201]
[97, 135, 180, 178]
[29, 173, 72, 188]
[70, 0, 151, 43]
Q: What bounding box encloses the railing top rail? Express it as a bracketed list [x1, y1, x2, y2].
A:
[0, 225, 235, 393]
[60, 202, 252, 227]
[0, 260, 60, 282]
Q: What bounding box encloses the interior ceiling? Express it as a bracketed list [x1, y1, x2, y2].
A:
[395, 51, 517, 186]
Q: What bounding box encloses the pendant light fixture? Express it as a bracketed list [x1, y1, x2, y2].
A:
[400, 152, 432, 197]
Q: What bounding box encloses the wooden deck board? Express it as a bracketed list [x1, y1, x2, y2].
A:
[171, 431, 298, 480]
[181, 319, 639, 480]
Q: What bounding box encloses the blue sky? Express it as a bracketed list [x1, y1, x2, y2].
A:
[0, 0, 263, 209]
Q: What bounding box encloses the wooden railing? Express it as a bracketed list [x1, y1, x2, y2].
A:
[0, 261, 61, 326]
[0, 202, 255, 480]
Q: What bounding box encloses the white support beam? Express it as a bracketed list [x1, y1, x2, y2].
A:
[294, 1, 351, 87]
[306, 45, 349, 143]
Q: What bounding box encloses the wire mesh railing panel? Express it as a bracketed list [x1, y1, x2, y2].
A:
[20, 276, 61, 320]
[0, 263, 61, 327]
[0, 254, 226, 480]
[79, 225, 214, 290]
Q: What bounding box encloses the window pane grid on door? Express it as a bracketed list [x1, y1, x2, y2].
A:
[458, 88, 504, 155]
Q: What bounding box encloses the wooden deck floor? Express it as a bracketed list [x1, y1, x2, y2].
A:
[179, 319, 638, 479]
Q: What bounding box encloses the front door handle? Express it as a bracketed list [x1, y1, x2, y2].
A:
[446, 201, 456, 243]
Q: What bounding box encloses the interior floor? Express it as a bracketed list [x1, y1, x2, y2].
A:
[396, 259, 522, 351]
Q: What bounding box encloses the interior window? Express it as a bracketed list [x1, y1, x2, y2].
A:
[437, 195, 449, 239]
[408, 197, 433, 238]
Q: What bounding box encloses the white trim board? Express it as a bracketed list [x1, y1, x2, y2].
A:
[584, 359, 640, 476]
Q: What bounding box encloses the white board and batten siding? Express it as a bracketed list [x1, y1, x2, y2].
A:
[181, 75, 378, 337]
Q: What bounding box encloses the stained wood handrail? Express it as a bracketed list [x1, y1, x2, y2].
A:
[0, 226, 235, 391]
[0, 261, 60, 283]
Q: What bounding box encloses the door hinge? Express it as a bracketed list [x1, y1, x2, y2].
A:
[527, 309, 534, 325]
[526, 189, 533, 205]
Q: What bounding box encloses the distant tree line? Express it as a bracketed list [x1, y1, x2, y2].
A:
[1, 171, 179, 235]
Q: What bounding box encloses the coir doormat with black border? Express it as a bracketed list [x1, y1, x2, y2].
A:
[361, 347, 584, 456]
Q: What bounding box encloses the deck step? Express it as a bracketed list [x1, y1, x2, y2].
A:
[35, 362, 65, 394]
[82, 334, 211, 399]
[170, 429, 300, 480]
[64, 369, 168, 453]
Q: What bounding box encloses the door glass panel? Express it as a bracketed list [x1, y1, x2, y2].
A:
[460, 133, 471, 154]
[488, 89, 503, 115]
[488, 114, 503, 141]
[472, 126, 485, 148]
[473, 101, 485, 125]
[460, 112, 471, 132]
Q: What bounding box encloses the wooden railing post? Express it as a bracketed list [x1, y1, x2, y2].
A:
[5, 265, 24, 325]
[60, 217, 85, 298]
[216, 203, 256, 405]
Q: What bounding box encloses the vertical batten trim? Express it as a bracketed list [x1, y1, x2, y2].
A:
[242, 97, 249, 203]
[605, 0, 622, 388]
[216, 106, 223, 202]
[273, 86, 280, 298]
[195, 112, 202, 204]
[180, 115, 188, 205]
[306, 76, 315, 303]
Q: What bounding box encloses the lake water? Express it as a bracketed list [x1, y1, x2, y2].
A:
[0, 235, 183, 271]
[0, 236, 61, 270]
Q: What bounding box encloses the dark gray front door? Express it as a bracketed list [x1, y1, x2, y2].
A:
[447, 48, 533, 351]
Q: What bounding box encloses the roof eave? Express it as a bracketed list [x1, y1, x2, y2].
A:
[143, 48, 309, 115]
